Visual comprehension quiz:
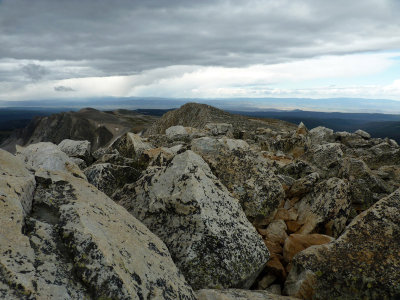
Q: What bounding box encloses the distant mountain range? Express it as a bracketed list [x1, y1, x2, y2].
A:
[2, 97, 400, 143]
[2, 97, 400, 113]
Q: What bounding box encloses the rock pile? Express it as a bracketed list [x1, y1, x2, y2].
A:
[1, 103, 399, 299]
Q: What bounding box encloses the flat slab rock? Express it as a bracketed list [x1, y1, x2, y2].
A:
[0, 149, 36, 299]
[284, 188, 400, 299]
[115, 150, 269, 290]
[196, 289, 299, 300]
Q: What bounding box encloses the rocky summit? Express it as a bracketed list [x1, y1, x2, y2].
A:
[0, 103, 399, 299]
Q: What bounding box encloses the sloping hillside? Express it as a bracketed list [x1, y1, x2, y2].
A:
[0, 108, 158, 153]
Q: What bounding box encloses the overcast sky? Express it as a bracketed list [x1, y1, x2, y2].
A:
[1, 0, 400, 101]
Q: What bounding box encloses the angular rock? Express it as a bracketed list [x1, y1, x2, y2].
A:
[257, 274, 277, 290]
[267, 132, 308, 159]
[110, 132, 152, 159]
[58, 139, 92, 163]
[305, 143, 343, 177]
[140, 146, 179, 167]
[283, 233, 334, 263]
[33, 169, 196, 300]
[286, 220, 302, 233]
[204, 123, 233, 137]
[94, 150, 139, 168]
[84, 163, 141, 197]
[265, 255, 287, 281]
[165, 125, 190, 140]
[308, 126, 334, 144]
[340, 157, 389, 210]
[192, 137, 284, 224]
[71, 157, 87, 169]
[0, 148, 195, 299]
[354, 129, 371, 139]
[284, 189, 400, 299]
[359, 141, 400, 169]
[196, 289, 298, 300]
[296, 122, 308, 136]
[295, 178, 351, 237]
[16, 142, 86, 179]
[115, 150, 269, 289]
[338, 132, 370, 148]
[274, 208, 298, 221]
[287, 172, 320, 198]
[278, 159, 317, 180]
[264, 220, 288, 245]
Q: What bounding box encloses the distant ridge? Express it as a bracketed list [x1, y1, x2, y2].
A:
[1, 96, 400, 113]
[0, 108, 158, 153]
[144, 102, 296, 136]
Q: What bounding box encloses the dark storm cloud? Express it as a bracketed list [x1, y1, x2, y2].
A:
[1, 0, 400, 78]
[54, 86, 75, 92]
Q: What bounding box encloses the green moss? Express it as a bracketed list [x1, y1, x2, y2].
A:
[315, 270, 323, 277]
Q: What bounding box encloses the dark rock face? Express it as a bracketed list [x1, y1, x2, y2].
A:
[0, 108, 158, 153]
[84, 163, 141, 197]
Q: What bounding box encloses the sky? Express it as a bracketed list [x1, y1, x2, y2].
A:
[1, 0, 400, 101]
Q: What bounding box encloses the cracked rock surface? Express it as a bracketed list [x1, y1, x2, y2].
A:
[284, 189, 400, 299]
[0, 149, 195, 299]
[114, 150, 269, 290]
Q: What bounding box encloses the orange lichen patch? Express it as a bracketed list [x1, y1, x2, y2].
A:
[291, 146, 305, 158]
[283, 233, 334, 263]
[265, 255, 287, 280]
[286, 220, 302, 233]
[274, 208, 298, 221]
[264, 240, 283, 256]
[281, 184, 291, 192]
[261, 152, 293, 164]
[257, 228, 268, 237]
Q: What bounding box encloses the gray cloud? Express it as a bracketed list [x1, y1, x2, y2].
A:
[54, 85, 75, 92]
[0, 0, 400, 80]
[21, 63, 49, 81]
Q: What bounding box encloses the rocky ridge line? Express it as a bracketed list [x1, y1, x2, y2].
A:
[1, 103, 399, 299]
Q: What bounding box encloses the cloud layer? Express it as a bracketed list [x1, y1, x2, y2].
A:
[0, 0, 400, 100]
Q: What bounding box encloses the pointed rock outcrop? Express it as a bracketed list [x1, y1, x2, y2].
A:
[114, 150, 269, 289]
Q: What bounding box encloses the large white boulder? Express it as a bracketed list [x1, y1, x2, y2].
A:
[16, 142, 86, 179]
[114, 150, 269, 289]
